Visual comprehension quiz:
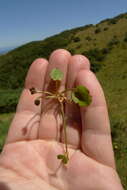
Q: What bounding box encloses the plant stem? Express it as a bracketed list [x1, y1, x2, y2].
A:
[60, 102, 69, 159]
[36, 90, 53, 96]
[55, 80, 59, 91]
[45, 95, 57, 99]
[62, 88, 75, 93]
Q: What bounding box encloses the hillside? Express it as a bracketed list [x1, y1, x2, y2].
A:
[0, 13, 127, 88]
[0, 12, 127, 188]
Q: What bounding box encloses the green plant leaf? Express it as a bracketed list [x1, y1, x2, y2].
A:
[57, 154, 68, 164]
[62, 156, 68, 164]
[50, 68, 63, 81]
[57, 154, 65, 159]
[72, 85, 92, 107]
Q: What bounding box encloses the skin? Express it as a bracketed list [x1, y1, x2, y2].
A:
[0, 49, 123, 190]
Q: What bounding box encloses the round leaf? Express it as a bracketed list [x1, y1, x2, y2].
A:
[50, 68, 63, 81]
[72, 85, 92, 107]
[57, 154, 65, 159]
[57, 154, 68, 164]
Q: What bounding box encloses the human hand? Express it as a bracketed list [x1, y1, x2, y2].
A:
[0, 49, 123, 189]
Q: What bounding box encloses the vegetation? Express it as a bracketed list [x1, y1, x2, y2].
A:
[73, 36, 80, 42]
[85, 36, 92, 41]
[94, 28, 101, 34]
[108, 37, 119, 47]
[0, 12, 127, 188]
[0, 89, 22, 113]
[82, 48, 109, 72]
[0, 113, 14, 152]
[124, 32, 127, 42]
[108, 18, 117, 25]
[103, 27, 109, 31]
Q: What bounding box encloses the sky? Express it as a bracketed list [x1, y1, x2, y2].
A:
[0, 0, 127, 49]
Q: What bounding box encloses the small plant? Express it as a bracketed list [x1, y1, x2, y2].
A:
[29, 68, 92, 164]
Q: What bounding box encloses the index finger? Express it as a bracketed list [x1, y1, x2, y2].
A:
[5, 58, 48, 144]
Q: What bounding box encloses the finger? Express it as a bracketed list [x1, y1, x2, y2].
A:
[61, 55, 90, 148]
[76, 70, 115, 168]
[39, 49, 71, 140]
[6, 58, 49, 144]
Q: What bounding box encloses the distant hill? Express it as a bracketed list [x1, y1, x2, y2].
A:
[0, 46, 17, 55]
[0, 12, 127, 88]
[0, 12, 127, 187]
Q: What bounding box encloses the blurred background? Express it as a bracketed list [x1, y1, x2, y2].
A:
[0, 0, 127, 188]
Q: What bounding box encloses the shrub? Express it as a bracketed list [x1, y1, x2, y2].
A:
[66, 48, 75, 55]
[121, 74, 126, 79]
[108, 19, 117, 25]
[113, 35, 117, 39]
[73, 37, 80, 42]
[115, 13, 126, 20]
[108, 38, 119, 47]
[124, 32, 127, 42]
[76, 44, 82, 49]
[82, 46, 111, 72]
[69, 24, 93, 35]
[84, 48, 106, 61]
[94, 28, 101, 34]
[91, 62, 102, 73]
[101, 48, 110, 54]
[82, 48, 105, 72]
[104, 27, 108, 31]
[0, 89, 22, 113]
[85, 36, 92, 41]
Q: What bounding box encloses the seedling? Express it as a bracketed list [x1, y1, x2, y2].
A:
[29, 68, 92, 164]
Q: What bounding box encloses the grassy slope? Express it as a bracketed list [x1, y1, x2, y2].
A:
[0, 113, 14, 151]
[0, 12, 127, 188]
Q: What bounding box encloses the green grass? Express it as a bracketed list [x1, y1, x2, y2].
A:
[0, 113, 14, 151]
[111, 118, 127, 189]
[0, 89, 22, 113]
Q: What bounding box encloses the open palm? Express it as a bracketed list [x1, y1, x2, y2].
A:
[0, 49, 122, 190]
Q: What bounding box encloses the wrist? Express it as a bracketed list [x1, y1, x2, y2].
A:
[0, 166, 19, 189]
[0, 166, 57, 190]
[103, 168, 123, 190]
